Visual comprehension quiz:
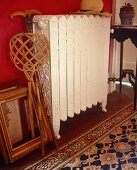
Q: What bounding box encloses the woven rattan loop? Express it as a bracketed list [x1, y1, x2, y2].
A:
[9, 32, 49, 80]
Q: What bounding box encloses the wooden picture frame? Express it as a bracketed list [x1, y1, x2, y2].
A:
[0, 87, 44, 163]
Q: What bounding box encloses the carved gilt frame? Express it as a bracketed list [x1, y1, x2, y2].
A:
[0, 87, 43, 163]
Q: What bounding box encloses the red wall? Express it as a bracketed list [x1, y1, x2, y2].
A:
[0, 0, 112, 85]
[103, 0, 112, 12]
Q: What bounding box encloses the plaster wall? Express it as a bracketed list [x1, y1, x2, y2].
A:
[0, 0, 112, 85]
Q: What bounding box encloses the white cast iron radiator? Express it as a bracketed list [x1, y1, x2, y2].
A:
[33, 14, 111, 139]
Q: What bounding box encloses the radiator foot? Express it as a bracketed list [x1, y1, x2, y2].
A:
[53, 125, 61, 139]
[56, 135, 61, 139]
[101, 102, 107, 112]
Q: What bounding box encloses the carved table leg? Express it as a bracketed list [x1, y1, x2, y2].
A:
[120, 42, 124, 93]
[133, 57, 137, 111]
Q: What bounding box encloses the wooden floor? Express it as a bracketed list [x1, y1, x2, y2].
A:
[0, 84, 134, 170]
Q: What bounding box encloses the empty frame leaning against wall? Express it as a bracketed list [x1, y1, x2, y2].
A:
[0, 86, 46, 163]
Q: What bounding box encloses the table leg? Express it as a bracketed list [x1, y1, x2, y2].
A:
[119, 42, 124, 93]
[133, 56, 137, 111]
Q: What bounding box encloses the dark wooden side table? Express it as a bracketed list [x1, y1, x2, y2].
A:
[111, 25, 137, 111]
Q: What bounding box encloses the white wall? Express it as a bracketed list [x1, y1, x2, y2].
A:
[115, 0, 137, 24]
[114, 0, 137, 82]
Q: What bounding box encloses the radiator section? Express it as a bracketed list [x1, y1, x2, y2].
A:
[33, 14, 110, 138]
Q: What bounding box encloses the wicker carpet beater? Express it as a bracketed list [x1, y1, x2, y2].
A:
[9, 32, 55, 156]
